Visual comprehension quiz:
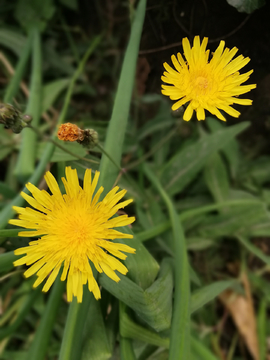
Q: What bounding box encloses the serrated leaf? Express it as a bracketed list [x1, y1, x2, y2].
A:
[118, 225, 160, 290]
[99, 259, 173, 331]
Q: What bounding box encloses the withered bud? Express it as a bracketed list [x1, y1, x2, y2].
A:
[57, 123, 84, 142]
[0, 103, 32, 133]
[57, 123, 98, 149]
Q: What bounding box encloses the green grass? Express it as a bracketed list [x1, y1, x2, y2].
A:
[0, 0, 269, 359]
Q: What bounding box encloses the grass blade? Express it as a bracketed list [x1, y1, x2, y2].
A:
[4, 32, 33, 103]
[191, 280, 236, 314]
[28, 275, 65, 360]
[14, 27, 42, 183]
[143, 163, 190, 359]
[98, 0, 147, 193]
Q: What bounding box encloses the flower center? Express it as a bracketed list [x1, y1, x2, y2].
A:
[64, 213, 93, 245]
[194, 76, 209, 92]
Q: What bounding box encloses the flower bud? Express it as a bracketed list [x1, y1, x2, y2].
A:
[0, 103, 32, 133]
[57, 123, 98, 149]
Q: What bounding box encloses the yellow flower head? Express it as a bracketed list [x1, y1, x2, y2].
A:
[161, 36, 256, 121]
[9, 167, 135, 303]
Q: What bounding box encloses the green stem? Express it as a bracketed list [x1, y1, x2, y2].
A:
[96, 142, 122, 172]
[143, 164, 190, 359]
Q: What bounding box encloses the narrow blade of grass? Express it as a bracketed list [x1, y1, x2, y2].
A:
[237, 235, 270, 266]
[28, 275, 65, 360]
[191, 280, 236, 314]
[143, 163, 190, 359]
[4, 31, 33, 103]
[14, 27, 42, 183]
[136, 199, 263, 242]
[191, 337, 219, 360]
[98, 0, 147, 193]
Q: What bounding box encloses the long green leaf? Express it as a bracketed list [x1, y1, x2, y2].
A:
[206, 117, 239, 179]
[59, 291, 92, 360]
[99, 259, 173, 331]
[14, 27, 42, 183]
[81, 299, 112, 360]
[27, 275, 65, 360]
[4, 32, 33, 104]
[0, 29, 27, 56]
[204, 152, 229, 204]
[136, 198, 262, 242]
[237, 235, 270, 266]
[191, 337, 219, 360]
[191, 280, 236, 314]
[0, 288, 40, 340]
[98, 0, 147, 194]
[0, 251, 18, 273]
[143, 164, 190, 360]
[120, 302, 169, 348]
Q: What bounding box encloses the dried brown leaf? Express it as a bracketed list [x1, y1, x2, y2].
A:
[219, 273, 259, 360]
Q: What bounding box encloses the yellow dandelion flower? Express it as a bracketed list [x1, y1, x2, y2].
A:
[161, 36, 256, 121]
[9, 167, 135, 303]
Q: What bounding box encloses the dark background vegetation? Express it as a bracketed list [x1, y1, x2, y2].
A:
[1, 0, 270, 359]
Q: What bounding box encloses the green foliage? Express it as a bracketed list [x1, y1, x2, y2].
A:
[15, 0, 55, 32]
[0, 0, 269, 359]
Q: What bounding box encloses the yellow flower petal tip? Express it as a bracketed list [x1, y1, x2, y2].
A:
[11, 167, 135, 303]
[161, 36, 256, 121]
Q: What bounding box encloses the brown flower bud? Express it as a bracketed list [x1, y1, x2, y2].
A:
[57, 123, 98, 149]
[57, 123, 84, 142]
